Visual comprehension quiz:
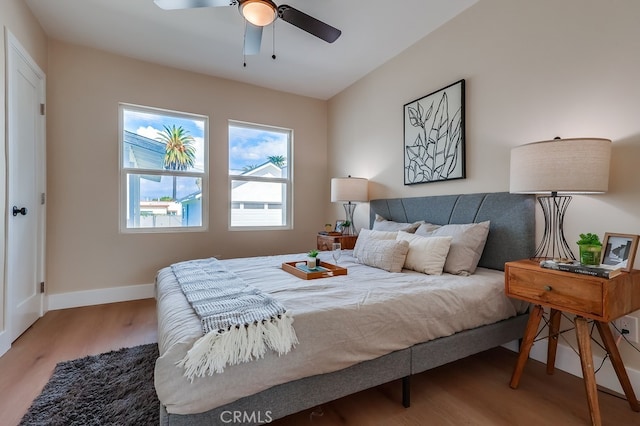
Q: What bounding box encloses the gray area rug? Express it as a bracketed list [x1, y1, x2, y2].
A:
[20, 343, 159, 425]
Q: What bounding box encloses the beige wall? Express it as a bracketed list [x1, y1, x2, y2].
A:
[328, 0, 640, 370]
[46, 41, 328, 294]
[0, 0, 48, 342]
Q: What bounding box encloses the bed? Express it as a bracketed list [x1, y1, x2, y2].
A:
[156, 191, 535, 425]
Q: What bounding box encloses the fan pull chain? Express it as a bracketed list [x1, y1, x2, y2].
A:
[243, 20, 247, 67]
[272, 20, 276, 60]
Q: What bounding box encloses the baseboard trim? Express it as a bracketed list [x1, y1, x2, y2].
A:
[529, 338, 640, 396]
[46, 283, 155, 311]
[501, 339, 520, 353]
[0, 330, 11, 358]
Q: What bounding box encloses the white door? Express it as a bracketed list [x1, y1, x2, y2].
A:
[6, 31, 46, 342]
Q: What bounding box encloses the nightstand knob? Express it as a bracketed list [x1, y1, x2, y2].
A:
[544, 285, 553, 291]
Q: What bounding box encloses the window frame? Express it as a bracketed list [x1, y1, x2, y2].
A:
[228, 120, 293, 231]
[119, 103, 209, 234]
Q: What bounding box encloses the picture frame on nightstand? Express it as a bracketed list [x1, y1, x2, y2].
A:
[601, 232, 639, 272]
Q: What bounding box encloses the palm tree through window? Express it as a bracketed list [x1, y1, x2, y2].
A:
[120, 104, 208, 232]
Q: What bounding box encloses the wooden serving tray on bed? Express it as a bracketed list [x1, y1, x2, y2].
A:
[281, 261, 347, 280]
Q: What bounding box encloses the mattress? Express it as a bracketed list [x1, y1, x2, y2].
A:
[155, 251, 527, 415]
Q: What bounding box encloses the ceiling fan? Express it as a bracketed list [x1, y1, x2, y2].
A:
[153, 0, 342, 56]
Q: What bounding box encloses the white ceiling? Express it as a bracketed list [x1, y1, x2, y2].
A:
[25, 0, 477, 100]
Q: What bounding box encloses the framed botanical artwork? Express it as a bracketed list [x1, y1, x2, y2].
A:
[601, 233, 639, 272]
[403, 79, 466, 185]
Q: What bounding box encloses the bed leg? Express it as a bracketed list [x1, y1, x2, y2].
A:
[402, 376, 411, 408]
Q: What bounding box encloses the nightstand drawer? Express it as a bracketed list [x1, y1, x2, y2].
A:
[317, 234, 358, 251]
[317, 237, 334, 251]
[506, 268, 604, 317]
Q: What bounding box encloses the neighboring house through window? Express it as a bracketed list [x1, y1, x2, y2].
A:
[229, 121, 292, 229]
[120, 104, 208, 232]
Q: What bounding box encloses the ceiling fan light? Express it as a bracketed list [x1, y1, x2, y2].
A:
[240, 0, 277, 27]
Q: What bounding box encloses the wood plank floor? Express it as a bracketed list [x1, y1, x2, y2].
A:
[0, 299, 158, 426]
[1, 299, 638, 425]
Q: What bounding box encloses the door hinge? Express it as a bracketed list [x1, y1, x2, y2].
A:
[40, 282, 45, 293]
[41, 193, 46, 205]
[40, 103, 45, 115]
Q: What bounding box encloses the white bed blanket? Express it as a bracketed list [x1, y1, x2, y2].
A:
[155, 251, 527, 415]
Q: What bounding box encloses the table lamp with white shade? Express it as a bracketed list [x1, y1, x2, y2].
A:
[509, 137, 611, 261]
[330, 176, 369, 235]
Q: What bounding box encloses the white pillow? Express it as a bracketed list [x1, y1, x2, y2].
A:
[417, 221, 490, 275]
[356, 239, 409, 273]
[372, 214, 423, 233]
[353, 228, 398, 259]
[396, 231, 452, 275]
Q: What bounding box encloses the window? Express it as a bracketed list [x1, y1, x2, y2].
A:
[229, 121, 292, 229]
[120, 104, 208, 232]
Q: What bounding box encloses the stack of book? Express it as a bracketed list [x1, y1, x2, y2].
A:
[540, 260, 623, 279]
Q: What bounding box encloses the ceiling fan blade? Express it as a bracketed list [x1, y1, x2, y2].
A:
[277, 5, 341, 43]
[153, 0, 236, 10]
[244, 23, 263, 55]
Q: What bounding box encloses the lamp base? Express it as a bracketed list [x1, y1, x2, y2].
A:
[342, 202, 357, 235]
[532, 194, 575, 261]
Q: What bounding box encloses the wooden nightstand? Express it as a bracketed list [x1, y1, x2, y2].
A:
[317, 234, 358, 251]
[505, 259, 640, 426]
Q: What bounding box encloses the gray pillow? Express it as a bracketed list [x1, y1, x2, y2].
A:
[414, 222, 441, 235]
[416, 221, 490, 275]
[372, 214, 423, 233]
[356, 239, 410, 273]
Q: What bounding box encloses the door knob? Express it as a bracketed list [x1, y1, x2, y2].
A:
[12, 206, 27, 216]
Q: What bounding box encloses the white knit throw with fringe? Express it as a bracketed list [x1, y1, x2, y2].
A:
[171, 258, 298, 381]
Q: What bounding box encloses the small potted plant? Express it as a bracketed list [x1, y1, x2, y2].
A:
[576, 233, 602, 266]
[307, 249, 319, 269]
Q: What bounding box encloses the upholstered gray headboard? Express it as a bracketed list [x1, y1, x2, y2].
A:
[369, 192, 535, 271]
